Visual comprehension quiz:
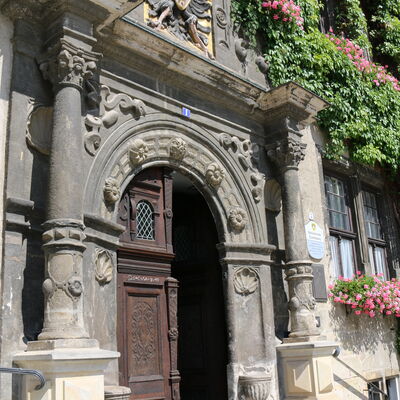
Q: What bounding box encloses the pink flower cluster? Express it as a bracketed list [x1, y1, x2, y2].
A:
[329, 273, 400, 318]
[325, 30, 400, 91]
[261, 0, 304, 29]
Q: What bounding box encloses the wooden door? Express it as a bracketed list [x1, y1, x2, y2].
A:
[117, 168, 179, 400]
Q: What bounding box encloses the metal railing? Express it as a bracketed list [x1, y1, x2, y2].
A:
[0, 367, 45, 391]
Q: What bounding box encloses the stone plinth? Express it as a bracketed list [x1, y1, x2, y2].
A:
[104, 386, 131, 399]
[13, 347, 119, 400]
[277, 341, 339, 400]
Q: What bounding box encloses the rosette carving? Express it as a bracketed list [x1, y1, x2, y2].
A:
[228, 207, 247, 232]
[103, 177, 120, 205]
[168, 137, 187, 161]
[129, 139, 149, 166]
[205, 163, 225, 187]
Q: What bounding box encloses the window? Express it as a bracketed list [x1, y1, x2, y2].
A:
[363, 190, 388, 279]
[324, 175, 357, 278]
[136, 200, 155, 240]
[368, 377, 399, 400]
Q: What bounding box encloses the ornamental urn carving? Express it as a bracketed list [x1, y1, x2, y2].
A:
[129, 139, 149, 166]
[206, 162, 225, 187]
[239, 376, 272, 400]
[228, 207, 247, 232]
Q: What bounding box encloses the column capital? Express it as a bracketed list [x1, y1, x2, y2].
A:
[266, 136, 307, 171]
[38, 39, 100, 91]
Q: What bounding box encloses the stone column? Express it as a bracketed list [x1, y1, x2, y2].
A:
[13, 26, 119, 400]
[261, 82, 338, 400]
[266, 136, 319, 340]
[36, 40, 99, 342]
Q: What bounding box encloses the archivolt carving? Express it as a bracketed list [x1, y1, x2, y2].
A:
[103, 177, 120, 205]
[234, 267, 259, 295]
[206, 162, 225, 187]
[94, 248, 114, 285]
[219, 132, 264, 203]
[168, 137, 187, 161]
[129, 139, 149, 166]
[88, 125, 261, 241]
[228, 207, 247, 232]
[84, 85, 146, 156]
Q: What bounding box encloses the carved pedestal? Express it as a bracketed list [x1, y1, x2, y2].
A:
[277, 342, 339, 400]
[105, 385, 132, 400]
[14, 347, 119, 400]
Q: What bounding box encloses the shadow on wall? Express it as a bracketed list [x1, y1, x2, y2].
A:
[329, 304, 397, 354]
[333, 373, 369, 400]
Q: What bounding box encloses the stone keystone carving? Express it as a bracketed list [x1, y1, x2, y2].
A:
[104, 177, 120, 205]
[206, 162, 226, 187]
[84, 86, 146, 156]
[38, 39, 99, 90]
[94, 248, 114, 285]
[168, 137, 187, 161]
[233, 267, 259, 295]
[239, 375, 273, 400]
[228, 207, 247, 232]
[129, 139, 149, 166]
[266, 137, 307, 170]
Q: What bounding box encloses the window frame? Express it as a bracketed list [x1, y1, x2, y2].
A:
[324, 173, 358, 278]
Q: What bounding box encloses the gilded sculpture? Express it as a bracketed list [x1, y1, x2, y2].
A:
[147, 0, 214, 59]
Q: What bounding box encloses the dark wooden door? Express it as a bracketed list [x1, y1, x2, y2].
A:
[117, 168, 179, 400]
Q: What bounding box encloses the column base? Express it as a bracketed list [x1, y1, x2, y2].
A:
[13, 346, 119, 400]
[277, 341, 339, 400]
[105, 386, 131, 399]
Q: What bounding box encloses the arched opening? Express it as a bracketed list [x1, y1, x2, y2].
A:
[116, 166, 228, 400]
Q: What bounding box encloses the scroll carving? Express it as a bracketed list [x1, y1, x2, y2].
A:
[219, 132, 264, 202]
[84, 86, 146, 156]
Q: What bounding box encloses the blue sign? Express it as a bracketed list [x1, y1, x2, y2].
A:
[182, 107, 191, 118]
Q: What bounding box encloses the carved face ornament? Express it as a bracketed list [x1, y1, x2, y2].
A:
[206, 163, 225, 187]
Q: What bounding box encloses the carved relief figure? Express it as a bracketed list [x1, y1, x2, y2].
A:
[147, 0, 214, 59]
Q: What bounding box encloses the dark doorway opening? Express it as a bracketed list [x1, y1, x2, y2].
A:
[171, 172, 228, 400]
[117, 168, 228, 400]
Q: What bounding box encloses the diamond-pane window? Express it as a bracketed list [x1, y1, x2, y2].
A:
[136, 200, 155, 240]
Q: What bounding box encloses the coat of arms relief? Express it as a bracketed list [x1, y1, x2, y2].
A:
[145, 0, 214, 59]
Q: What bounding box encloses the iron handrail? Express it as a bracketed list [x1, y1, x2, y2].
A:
[0, 367, 45, 391]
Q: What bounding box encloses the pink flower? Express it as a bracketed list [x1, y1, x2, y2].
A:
[356, 271, 361, 275]
[328, 284, 334, 290]
[355, 310, 361, 315]
[273, 14, 279, 19]
[364, 285, 369, 289]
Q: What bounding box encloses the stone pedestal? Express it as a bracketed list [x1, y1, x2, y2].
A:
[13, 347, 119, 400]
[277, 341, 339, 400]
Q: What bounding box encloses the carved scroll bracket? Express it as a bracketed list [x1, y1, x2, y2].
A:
[219, 132, 265, 202]
[84, 86, 146, 156]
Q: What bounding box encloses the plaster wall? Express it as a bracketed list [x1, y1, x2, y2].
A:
[297, 125, 400, 399]
[0, 13, 13, 275]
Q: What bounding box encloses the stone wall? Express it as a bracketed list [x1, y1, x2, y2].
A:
[0, 13, 13, 278]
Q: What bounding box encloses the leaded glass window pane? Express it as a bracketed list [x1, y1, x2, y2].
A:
[324, 176, 351, 231]
[136, 200, 155, 240]
[363, 191, 382, 240]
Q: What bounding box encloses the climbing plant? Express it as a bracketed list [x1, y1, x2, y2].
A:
[231, 0, 400, 175]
